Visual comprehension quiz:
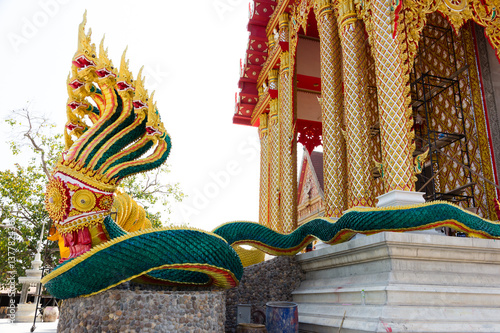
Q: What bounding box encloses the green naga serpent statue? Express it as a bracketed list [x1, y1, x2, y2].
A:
[42, 15, 500, 300]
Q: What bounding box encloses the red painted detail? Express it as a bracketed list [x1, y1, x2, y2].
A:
[68, 101, 85, 110]
[63, 227, 92, 260]
[233, 114, 253, 126]
[117, 81, 134, 91]
[247, 50, 268, 66]
[381, 320, 393, 332]
[297, 74, 321, 92]
[132, 100, 146, 109]
[236, 106, 255, 119]
[244, 65, 262, 81]
[279, 41, 289, 52]
[249, 37, 269, 54]
[146, 126, 160, 135]
[392, 0, 402, 39]
[95, 68, 116, 78]
[233, 0, 280, 127]
[66, 123, 83, 131]
[94, 224, 109, 243]
[249, 0, 275, 22]
[305, 9, 319, 39]
[239, 78, 259, 93]
[248, 23, 267, 39]
[69, 80, 84, 89]
[269, 88, 278, 99]
[239, 93, 258, 105]
[72, 55, 96, 70]
[297, 119, 322, 155]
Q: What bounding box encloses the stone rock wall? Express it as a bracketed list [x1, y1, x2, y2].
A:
[225, 256, 305, 333]
[58, 286, 225, 333]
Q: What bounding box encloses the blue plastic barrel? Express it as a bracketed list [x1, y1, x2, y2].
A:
[265, 302, 299, 333]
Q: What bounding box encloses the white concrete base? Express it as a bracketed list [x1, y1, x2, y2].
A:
[314, 241, 329, 250]
[15, 303, 37, 323]
[293, 232, 500, 332]
[376, 190, 425, 208]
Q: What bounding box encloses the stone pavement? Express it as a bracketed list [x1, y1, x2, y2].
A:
[0, 319, 57, 333]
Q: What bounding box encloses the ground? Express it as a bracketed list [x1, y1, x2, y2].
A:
[0, 319, 57, 333]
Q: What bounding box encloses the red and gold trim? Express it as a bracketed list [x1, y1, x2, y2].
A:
[45, 170, 114, 234]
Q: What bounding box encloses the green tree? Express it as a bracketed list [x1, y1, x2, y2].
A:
[0, 106, 184, 289]
[0, 107, 62, 291]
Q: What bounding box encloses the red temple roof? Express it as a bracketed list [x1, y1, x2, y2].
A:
[233, 0, 279, 126]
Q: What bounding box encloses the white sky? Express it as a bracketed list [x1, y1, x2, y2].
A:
[0, 0, 263, 231]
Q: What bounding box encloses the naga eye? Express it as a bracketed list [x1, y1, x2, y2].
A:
[92, 54, 96, 58]
[72, 189, 96, 212]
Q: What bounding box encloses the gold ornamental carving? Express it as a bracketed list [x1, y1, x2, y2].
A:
[279, 40, 298, 232]
[338, 17, 375, 208]
[338, 0, 357, 31]
[316, 2, 348, 217]
[259, 113, 270, 226]
[356, 0, 417, 192]
[268, 96, 281, 231]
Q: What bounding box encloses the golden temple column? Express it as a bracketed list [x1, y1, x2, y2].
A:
[268, 70, 281, 232]
[364, 0, 415, 193]
[316, 0, 347, 217]
[278, 13, 297, 232]
[463, 24, 497, 219]
[258, 111, 270, 225]
[337, 0, 373, 208]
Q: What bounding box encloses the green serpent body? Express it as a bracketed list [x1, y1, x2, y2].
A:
[42, 202, 500, 299]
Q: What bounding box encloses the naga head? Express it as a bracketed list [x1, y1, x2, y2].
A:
[46, 13, 171, 262]
[116, 48, 135, 98]
[94, 37, 117, 87]
[68, 67, 94, 100]
[132, 66, 149, 114]
[72, 11, 97, 83]
[45, 169, 115, 258]
[64, 108, 88, 149]
[66, 77, 92, 117]
[145, 91, 166, 138]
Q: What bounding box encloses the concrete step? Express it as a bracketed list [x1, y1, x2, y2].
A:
[294, 284, 500, 306]
[298, 303, 500, 333]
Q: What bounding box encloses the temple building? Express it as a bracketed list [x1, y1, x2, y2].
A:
[233, 0, 500, 232]
[297, 150, 325, 225]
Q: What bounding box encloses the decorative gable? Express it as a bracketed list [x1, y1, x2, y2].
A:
[297, 150, 324, 224]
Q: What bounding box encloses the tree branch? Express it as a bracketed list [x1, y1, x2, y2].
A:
[0, 224, 28, 242]
[23, 111, 51, 180]
[11, 207, 37, 226]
